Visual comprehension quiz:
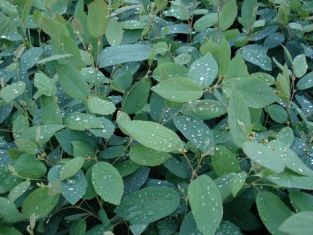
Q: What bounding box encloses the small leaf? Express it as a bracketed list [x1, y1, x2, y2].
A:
[289, 191, 313, 212]
[22, 187, 60, 218]
[14, 154, 47, 179]
[151, 77, 203, 103]
[87, 96, 116, 115]
[87, 0, 109, 37]
[173, 115, 214, 153]
[92, 162, 124, 205]
[57, 65, 90, 101]
[116, 186, 180, 225]
[0, 82, 26, 103]
[292, 54, 307, 78]
[98, 44, 151, 67]
[181, 99, 226, 120]
[65, 113, 104, 131]
[240, 45, 272, 71]
[239, 0, 258, 29]
[118, 120, 184, 153]
[194, 13, 218, 31]
[59, 157, 85, 180]
[188, 175, 223, 235]
[297, 71, 313, 90]
[211, 146, 241, 176]
[8, 180, 31, 202]
[218, 0, 238, 31]
[129, 144, 171, 166]
[122, 79, 150, 114]
[256, 192, 292, 235]
[34, 72, 57, 97]
[105, 18, 123, 45]
[188, 54, 218, 88]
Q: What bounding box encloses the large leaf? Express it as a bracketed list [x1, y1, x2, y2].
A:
[87, 0, 109, 37]
[188, 175, 223, 235]
[118, 120, 184, 153]
[228, 89, 251, 147]
[218, 0, 238, 31]
[256, 192, 292, 235]
[279, 212, 313, 235]
[98, 44, 152, 67]
[151, 77, 203, 103]
[116, 186, 180, 225]
[22, 187, 60, 218]
[91, 162, 124, 205]
[225, 78, 278, 108]
[56, 65, 90, 101]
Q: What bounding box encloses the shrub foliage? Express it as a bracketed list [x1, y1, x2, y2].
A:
[1, 0, 313, 234]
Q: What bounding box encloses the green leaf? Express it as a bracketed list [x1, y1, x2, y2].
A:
[118, 120, 184, 153]
[59, 157, 85, 180]
[0, 82, 26, 103]
[194, 13, 218, 32]
[211, 146, 241, 176]
[14, 154, 47, 179]
[70, 219, 87, 235]
[122, 79, 150, 114]
[98, 44, 151, 67]
[188, 175, 223, 235]
[129, 144, 171, 166]
[266, 172, 313, 190]
[267, 104, 288, 124]
[242, 142, 285, 173]
[218, 0, 238, 31]
[57, 65, 90, 101]
[225, 78, 278, 108]
[65, 113, 104, 131]
[179, 212, 201, 235]
[0, 197, 25, 223]
[87, 0, 109, 37]
[34, 72, 57, 97]
[173, 115, 214, 154]
[188, 54, 218, 88]
[91, 162, 124, 205]
[87, 96, 116, 115]
[151, 77, 203, 103]
[228, 90, 252, 147]
[181, 99, 226, 120]
[48, 166, 87, 205]
[20, 124, 65, 145]
[116, 186, 180, 225]
[22, 187, 60, 218]
[240, 45, 272, 71]
[256, 192, 292, 235]
[8, 180, 31, 203]
[297, 71, 313, 90]
[289, 191, 313, 212]
[279, 212, 313, 235]
[105, 18, 123, 45]
[292, 54, 308, 78]
[239, 0, 258, 29]
[153, 62, 188, 81]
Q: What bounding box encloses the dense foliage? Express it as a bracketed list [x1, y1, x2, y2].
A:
[1, 0, 313, 234]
